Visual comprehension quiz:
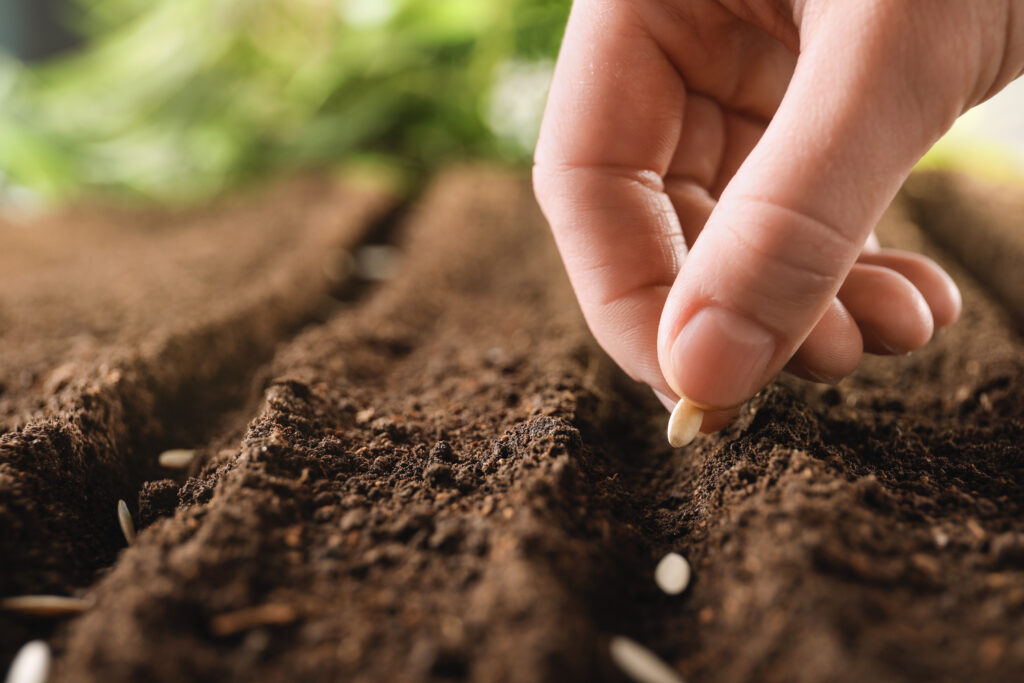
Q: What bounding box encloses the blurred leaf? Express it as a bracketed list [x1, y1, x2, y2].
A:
[0, 0, 571, 202]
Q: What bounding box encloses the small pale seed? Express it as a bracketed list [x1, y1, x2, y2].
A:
[354, 244, 400, 281]
[667, 399, 703, 448]
[158, 449, 196, 469]
[1, 595, 92, 617]
[117, 499, 136, 544]
[654, 552, 692, 595]
[4, 640, 50, 683]
[609, 636, 687, 683]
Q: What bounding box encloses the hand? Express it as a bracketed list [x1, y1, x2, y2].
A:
[534, 0, 1023, 431]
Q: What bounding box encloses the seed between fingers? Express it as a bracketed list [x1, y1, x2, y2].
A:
[667, 399, 703, 448]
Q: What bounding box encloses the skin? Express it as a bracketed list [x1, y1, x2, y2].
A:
[534, 0, 1024, 432]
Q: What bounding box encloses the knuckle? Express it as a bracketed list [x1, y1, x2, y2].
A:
[723, 194, 857, 287]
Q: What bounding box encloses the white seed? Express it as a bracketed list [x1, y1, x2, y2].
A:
[4, 640, 50, 683]
[354, 244, 400, 281]
[158, 449, 196, 469]
[117, 499, 136, 544]
[1, 595, 92, 617]
[654, 552, 692, 595]
[609, 636, 687, 683]
[667, 399, 703, 448]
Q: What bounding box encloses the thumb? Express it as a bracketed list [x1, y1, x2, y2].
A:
[657, 14, 957, 409]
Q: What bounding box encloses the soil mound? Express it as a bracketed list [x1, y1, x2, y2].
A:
[1, 168, 1022, 682]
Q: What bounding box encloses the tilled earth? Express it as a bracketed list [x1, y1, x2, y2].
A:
[1, 168, 1022, 682]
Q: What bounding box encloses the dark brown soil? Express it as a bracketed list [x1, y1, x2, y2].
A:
[1, 168, 1022, 682]
[0, 175, 391, 615]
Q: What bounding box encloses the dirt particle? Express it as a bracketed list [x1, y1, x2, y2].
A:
[43, 362, 77, 394]
[428, 519, 464, 552]
[990, 532, 1024, 565]
[313, 506, 337, 524]
[429, 440, 456, 463]
[284, 526, 303, 548]
[138, 479, 180, 528]
[339, 508, 368, 531]
[424, 463, 455, 488]
[370, 455, 395, 473]
[312, 491, 337, 507]
[966, 518, 987, 540]
[979, 635, 1007, 665]
[910, 553, 941, 578]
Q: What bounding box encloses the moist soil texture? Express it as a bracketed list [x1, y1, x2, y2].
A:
[1, 167, 1022, 683]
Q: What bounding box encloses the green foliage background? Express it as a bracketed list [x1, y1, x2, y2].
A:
[0, 0, 571, 201]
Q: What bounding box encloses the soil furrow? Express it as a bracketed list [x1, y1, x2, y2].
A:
[0, 176, 393, 658]
[615, 198, 1024, 683]
[2, 167, 1022, 682]
[50, 168, 666, 681]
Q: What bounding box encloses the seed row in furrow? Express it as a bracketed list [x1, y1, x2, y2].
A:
[23, 169, 695, 682]
[0, 183, 396, 669]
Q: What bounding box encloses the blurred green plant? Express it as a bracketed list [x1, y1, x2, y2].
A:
[0, 0, 570, 202]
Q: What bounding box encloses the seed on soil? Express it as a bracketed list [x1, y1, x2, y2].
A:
[654, 552, 691, 595]
[118, 499, 136, 544]
[210, 603, 298, 637]
[158, 448, 196, 469]
[667, 398, 703, 448]
[1, 595, 92, 617]
[353, 244, 400, 281]
[4, 640, 50, 683]
[609, 636, 686, 683]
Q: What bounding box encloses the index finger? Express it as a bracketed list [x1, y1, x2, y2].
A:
[533, 0, 686, 397]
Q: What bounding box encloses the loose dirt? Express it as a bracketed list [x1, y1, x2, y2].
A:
[1, 168, 1021, 682]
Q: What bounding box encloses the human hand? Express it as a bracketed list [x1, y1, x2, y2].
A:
[534, 0, 1023, 437]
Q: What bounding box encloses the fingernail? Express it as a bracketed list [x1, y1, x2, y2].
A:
[652, 388, 676, 412]
[805, 367, 841, 385]
[669, 307, 776, 408]
[790, 359, 841, 385]
[860, 325, 911, 355]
